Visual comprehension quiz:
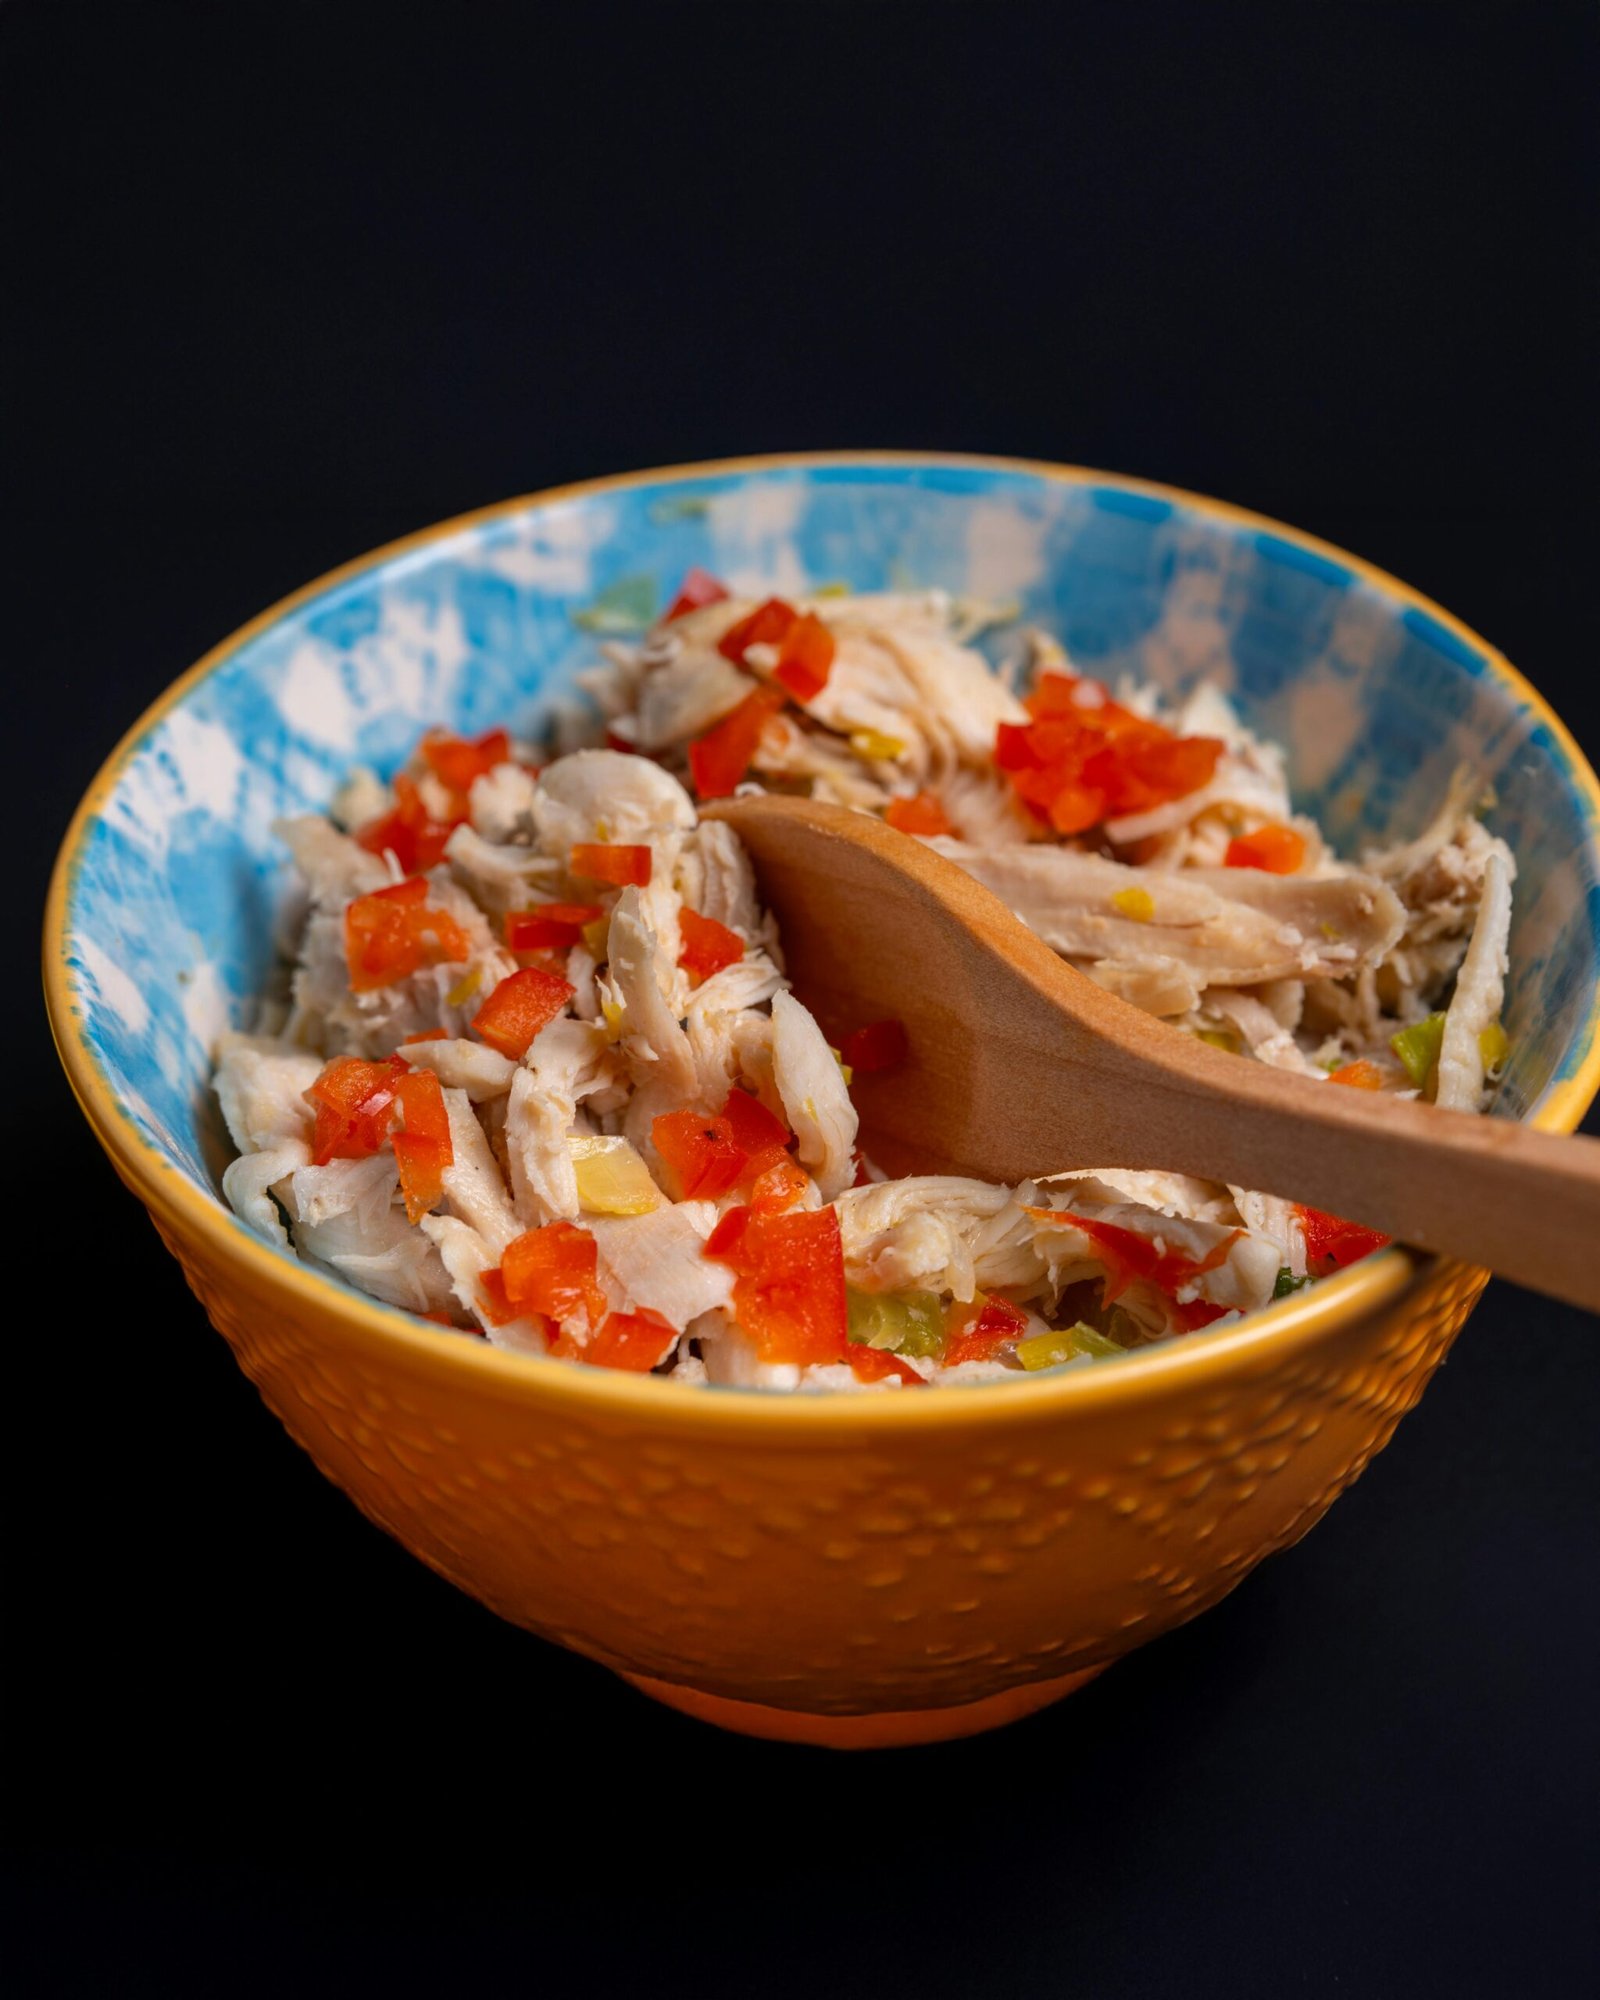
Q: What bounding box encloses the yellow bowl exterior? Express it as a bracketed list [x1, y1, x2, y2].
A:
[129, 1121, 1483, 1725]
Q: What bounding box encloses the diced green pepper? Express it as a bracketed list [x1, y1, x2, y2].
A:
[1390, 1010, 1447, 1089]
[1015, 1320, 1125, 1371]
[846, 1286, 946, 1358]
[572, 574, 659, 633]
[646, 495, 711, 524]
[1273, 1266, 1310, 1299]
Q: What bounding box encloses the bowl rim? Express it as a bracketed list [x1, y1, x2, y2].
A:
[42, 449, 1600, 1431]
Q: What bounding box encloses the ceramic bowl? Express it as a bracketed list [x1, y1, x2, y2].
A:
[44, 454, 1600, 1748]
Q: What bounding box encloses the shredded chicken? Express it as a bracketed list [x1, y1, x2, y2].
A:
[771, 990, 858, 1200]
[217, 583, 1514, 1391]
[929, 840, 1404, 992]
[1436, 847, 1514, 1110]
[214, 1033, 322, 1151]
[589, 1202, 734, 1331]
[398, 1035, 518, 1101]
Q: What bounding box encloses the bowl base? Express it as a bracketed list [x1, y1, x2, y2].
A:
[619, 1666, 1106, 1748]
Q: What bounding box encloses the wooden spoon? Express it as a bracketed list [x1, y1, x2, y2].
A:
[706, 793, 1600, 1314]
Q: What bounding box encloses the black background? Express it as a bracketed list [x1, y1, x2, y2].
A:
[7, 4, 1599, 1994]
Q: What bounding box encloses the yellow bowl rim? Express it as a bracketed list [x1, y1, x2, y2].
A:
[42, 450, 1600, 1433]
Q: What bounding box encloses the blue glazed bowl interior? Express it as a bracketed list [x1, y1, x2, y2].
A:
[60, 458, 1600, 1212]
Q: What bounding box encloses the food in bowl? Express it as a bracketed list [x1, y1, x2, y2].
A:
[215, 578, 1514, 1390]
[52, 453, 1595, 1743]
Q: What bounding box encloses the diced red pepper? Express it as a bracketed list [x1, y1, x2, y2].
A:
[583, 1309, 679, 1372]
[304, 1054, 407, 1164]
[1295, 1204, 1390, 1273]
[497, 1220, 608, 1330]
[475, 1268, 553, 1335]
[663, 567, 731, 622]
[344, 878, 473, 993]
[1089, 733, 1222, 818]
[942, 1294, 1028, 1367]
[772, 611, 835, 701]
[718, 597, 798, 664]
[1046, 780, 1109, 836]
[505, 904, 603, 952]
[748, 1156, 810, 1214]
[840, 1018, 909, 1074]
[389, 1067, 454, 1222]
[471, 966, 575, 1057]
[996, 671, 1223, 837]
[1225, 822, 1307, 874]
[401, 1028, 449, 1043]
[846, 1345, 928, 1387]
[705, 1202, 849, 1366]
[704, 1202, 754, 1260]
[686, 685, 786, 799]
[1036, 1208, 1237, 1306]
[714, 595, 832, 697]
[419, 727, 511, 798]
[652, 1108, 750, 1201]
[1023, 672, 1093, 718]
[392, 1069, 451, 1144]
[720, 1084, 790, 1166]
[302, 1054, 453, 1217]
[995, 721, 1041, 772]
[884, 791, 954, 837]
[1026, 673, 1144, 728]
[653, 1087, 796, 1203]
[678, 908, 744, 982]
[353, 775, 455, 875]
[569, 843, 653, 888]
[1172, 1297, 1234, 1332]
[1329, 1059, 1384, 1090]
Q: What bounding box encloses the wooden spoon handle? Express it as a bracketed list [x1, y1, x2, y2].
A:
[1081, 1044, 1600, 1312]
[827, 875, 1600, 1310]
[707, 792, 1600, 1313]
[903, 844, 1600, 1314]
[975, 935, 1600, 1310]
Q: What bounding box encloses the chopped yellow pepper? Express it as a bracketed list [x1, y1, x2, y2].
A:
[1015, 1321, 1125, 1370]
[445, 965, 482, 1008]
[568, 1135, 662, 1215]
[849, 728, 907, 762]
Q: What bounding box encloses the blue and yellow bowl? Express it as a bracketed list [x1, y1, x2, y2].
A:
[44, 455, 1600, 1746]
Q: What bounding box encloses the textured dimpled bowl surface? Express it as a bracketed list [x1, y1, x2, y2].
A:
[45, 455, 1600, 1747]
